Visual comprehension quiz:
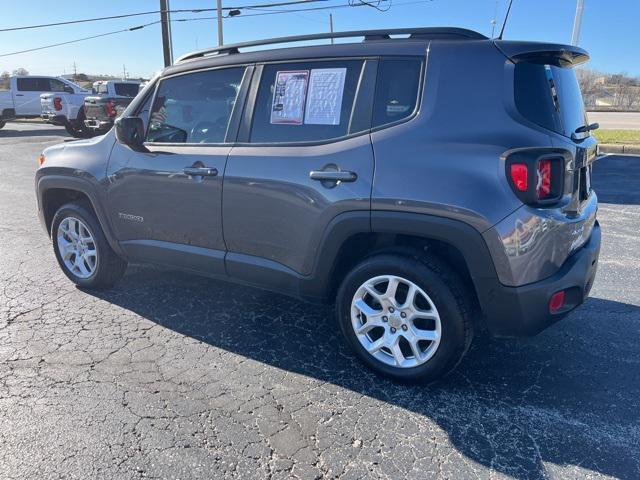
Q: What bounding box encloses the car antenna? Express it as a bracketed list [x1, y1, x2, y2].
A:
[498, 0, 514, 39]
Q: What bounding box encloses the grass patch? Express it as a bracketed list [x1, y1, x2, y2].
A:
[593, 129, 640, 144]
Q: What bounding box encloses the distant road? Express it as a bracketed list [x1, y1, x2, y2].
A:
[587, 111, 640, 130]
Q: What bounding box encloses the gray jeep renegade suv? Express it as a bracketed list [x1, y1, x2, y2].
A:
[35, 28, 600, 382]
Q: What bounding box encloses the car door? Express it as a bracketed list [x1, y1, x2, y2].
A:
[223, 59, 376, 283]
[106, 65, 251, 275]
[14, 77, 49, 115]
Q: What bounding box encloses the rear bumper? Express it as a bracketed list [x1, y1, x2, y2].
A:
[41, 113, 66, 125]
[84, 118, 113, 131]
[483, 221, 601, 337]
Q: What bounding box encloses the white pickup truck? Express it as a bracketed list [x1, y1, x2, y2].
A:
[0, 76, 90, 135]
[40, 80, 94, 137]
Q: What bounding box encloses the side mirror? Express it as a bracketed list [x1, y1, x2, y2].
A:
[115, 117, 148, 152]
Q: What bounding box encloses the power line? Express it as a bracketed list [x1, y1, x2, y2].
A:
[177, 0, 392, 21]
[0, 1, 330, 33]
[0, 0, 436, 59]
[0, 21, 159, 58]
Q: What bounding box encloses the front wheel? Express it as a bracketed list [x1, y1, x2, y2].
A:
[336, 253, 473, 383]
[51, 201, 127, 288]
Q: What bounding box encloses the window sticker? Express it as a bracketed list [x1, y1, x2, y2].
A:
[304, 68, 347, 125]
[270, 70, 309, 125]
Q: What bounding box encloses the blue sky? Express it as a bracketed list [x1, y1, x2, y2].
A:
[1, 0, 638, 78]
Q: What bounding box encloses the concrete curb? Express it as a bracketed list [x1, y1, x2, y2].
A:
[598, 143, 640, 155]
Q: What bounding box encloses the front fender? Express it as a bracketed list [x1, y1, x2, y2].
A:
[35, 172, 124, 257]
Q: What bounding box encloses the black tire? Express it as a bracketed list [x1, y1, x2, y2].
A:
[336, 253, 473, 383]
[64, 109, 93, 138]
[51, 201, 127, 288]
[0, 120, 5, 129]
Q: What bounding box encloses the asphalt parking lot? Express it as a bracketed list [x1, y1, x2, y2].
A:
[1, 122, 639, 480]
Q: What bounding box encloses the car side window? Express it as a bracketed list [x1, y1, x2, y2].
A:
[372, 58, 422, 128]
[146, 67, 245, 144]
[16, 78, 41, 91]
[49, 79, 67, 92]
[250, 60, 364, 143]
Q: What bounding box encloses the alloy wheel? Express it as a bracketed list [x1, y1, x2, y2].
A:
[56, 216, 98, 279]
[350, 275, 442, 368]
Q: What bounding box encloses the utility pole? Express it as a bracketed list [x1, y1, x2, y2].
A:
[122, 64, 127, 80]
[217, 0, 224, 46]
[73, 61, 77, 81]
[160, 0, 174, 66]
[571, 0, 585, 46]
[329, 14, 334, 44]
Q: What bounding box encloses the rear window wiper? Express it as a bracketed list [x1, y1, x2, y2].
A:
[571, 122, 599, 141]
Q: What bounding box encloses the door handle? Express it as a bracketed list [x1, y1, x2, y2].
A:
[183, 166, 218, 177]
[309, 170, 357, 182]
[15, 94, 24, 97]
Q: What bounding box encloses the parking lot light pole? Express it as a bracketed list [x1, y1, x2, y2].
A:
[217, 0, 224, 46]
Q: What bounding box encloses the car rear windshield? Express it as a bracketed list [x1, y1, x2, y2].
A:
[115, 83, 140, 97]
[514, 62, 587, 138]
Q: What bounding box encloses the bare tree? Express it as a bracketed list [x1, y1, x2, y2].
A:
[12, 68, 29, 76]
[617, 82, 640, 110]
[576, 68, 602, 109]
[0, 71, 9, 90]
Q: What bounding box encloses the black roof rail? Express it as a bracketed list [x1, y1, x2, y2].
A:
[175, 27, 486, 63]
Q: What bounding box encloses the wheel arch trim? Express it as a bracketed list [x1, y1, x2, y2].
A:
[36, 174, 124, 256]
[305, 210, 500, 308]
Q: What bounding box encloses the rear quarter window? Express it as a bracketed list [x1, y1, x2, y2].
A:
[372, 58, 422, 128]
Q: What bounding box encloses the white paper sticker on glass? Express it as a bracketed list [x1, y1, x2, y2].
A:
[270, 70, 309, 125]
[304, 68, 347, 125]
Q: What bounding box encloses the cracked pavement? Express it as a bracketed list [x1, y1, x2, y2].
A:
[1, 122, 639, 479]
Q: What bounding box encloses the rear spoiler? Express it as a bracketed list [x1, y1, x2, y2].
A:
[493, 40, 589, 67]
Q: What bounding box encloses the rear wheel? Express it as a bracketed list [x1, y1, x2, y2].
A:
[51, 201, 127, 288]
[64, 109, 93, 138]
[336, 253, 473, 383]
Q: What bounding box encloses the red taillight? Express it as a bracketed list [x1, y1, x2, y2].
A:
[537, 159, 552, 199]
[549, 290, 565, 313]
[509, 163, 528, 192]
[105, 100, 116, 117]
[53, 97, 62, 111]
[38, 153, 45, 166]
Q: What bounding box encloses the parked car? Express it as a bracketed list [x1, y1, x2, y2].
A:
[35, 28, 601, 382]
[40, 84, 93, 138]
[83, 80, 141, 134]
[0, 75, 89, 131]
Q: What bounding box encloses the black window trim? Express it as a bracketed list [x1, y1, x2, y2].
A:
[130, 53, 425, 149]
[141, 63, 254, 147]
[237, 54, 425, 147]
